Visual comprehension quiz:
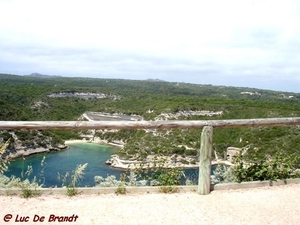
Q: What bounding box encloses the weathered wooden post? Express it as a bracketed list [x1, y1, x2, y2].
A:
[198, 126, 213, 195]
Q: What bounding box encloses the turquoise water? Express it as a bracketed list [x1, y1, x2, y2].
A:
[5, 142, 202, 187]
[4, 143, 123, 187]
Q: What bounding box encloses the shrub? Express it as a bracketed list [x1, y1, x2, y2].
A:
[94, 175, 124, 187]
[159, 186, 179, 193]
[115, 173, 126, 195]
[211, 165, 235, 184]
[58, 163, 88, 196]
[0, 140, 10, 174]
[232, 149, 300, 182]
[131, 157, 186, 187]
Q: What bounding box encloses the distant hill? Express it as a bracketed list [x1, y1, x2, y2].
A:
[146, 78, 167, 82]
[27, 73, 62, 78]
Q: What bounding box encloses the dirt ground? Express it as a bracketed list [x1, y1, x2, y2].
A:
[1, 184, 300, 225]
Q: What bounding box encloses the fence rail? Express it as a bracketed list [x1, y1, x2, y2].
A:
[1, 117, 300, 195]
[1, 117, 300, 130]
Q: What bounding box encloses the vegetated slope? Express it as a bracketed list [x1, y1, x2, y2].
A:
[0, 73, 300, 160]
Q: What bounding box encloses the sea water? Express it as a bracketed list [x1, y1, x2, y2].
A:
[4, 143, 204, 187]
[4, 143, 122, 187]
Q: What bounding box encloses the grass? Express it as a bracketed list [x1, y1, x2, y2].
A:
[57, 163, 88, 197]
[159, 186, 179, 194]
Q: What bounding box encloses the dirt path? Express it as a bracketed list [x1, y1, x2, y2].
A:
[1, 184, 300, 225]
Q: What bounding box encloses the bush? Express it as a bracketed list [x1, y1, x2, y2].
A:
[57, 163, 88, 196]
[211, 165, 235, 184]
[232, 149, 300, 182]
[0, 140, 10, 174]
[132, 158, 186, 187]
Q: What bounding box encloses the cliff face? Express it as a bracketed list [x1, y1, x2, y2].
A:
[4, 146, 68, 159]
[0, 131, 68, 159]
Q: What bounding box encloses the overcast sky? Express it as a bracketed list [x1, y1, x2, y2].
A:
[0, 0, 299, 92]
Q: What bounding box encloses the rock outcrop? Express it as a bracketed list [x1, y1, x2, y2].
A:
[4, 145, 68, 159]
[1, 131, 68, 159]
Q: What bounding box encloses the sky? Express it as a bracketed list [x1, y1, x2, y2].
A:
[0, 0, 300, 92]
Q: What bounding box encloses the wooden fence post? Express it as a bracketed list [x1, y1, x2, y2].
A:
[198, 126, 213, 195]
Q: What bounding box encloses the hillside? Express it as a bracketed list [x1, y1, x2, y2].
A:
[0, 73, 300, 162]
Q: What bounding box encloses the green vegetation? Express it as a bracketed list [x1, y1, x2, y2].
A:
[94, 162, 185, 193]
[114, 156, 187, 192]
[18, 165, 41, 198]
[131, 163, 185, 187]
[0, 141, 42, 197]
[0, 140, 10, 174]
[212, 150, 300, 184]
[232, 150, 300, 182]
[57, 163, 88, 196]
[211, 165, 235, 184]
[1, 73, 300, 122]
[115, 173, 127, 195]
[159, 186, 179, 194]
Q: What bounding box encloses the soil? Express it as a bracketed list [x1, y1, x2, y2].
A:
[1, 183, 300, 225]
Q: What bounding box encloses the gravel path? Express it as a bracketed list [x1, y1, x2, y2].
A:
[1, 184, 300, 225]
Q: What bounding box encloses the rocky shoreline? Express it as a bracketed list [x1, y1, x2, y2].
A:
[64, 139, 203, 169]
[4, 138, 234, 170]
[4, 144, 69, 160]
[69, 137, 234, 170]
[2, 137, 122, 160]
[105, 154, 233, 170]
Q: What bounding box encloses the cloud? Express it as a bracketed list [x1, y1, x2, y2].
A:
[0, 0, 300, 92]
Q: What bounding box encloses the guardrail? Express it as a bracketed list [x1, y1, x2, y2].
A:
[1, 117, 300, 195]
